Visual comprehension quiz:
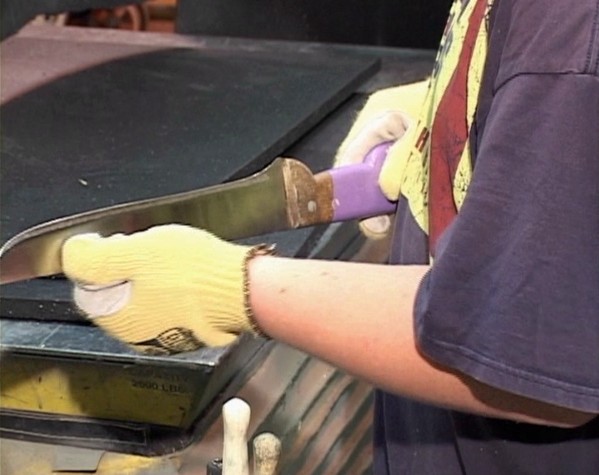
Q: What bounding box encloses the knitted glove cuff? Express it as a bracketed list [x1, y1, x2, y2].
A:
[243, 243, 277, 337]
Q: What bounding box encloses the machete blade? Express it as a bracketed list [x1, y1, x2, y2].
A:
[0, 158, 295, 285]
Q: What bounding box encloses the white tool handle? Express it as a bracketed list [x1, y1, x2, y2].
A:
[222, 397, 251, 475]
[253, 432, 281, 475]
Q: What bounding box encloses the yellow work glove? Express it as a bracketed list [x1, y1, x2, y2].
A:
[61, 224, 275, 355]
[334, 79, 429, 238]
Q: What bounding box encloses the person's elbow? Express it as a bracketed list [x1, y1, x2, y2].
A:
[546, 410, 596, 429]
[466, 376, 597, 429]
[509, 405, 597, 429]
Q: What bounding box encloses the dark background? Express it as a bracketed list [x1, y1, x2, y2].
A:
[2, 0, 453, 49]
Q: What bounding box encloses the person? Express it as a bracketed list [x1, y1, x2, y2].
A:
[61, 0, 599, 473]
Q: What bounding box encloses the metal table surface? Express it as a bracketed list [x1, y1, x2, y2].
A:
[0, 24, 435, 460]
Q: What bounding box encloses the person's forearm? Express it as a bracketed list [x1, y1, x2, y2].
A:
[248, 255, 594, 428]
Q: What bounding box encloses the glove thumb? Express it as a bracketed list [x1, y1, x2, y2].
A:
[62, 233, 140, 285]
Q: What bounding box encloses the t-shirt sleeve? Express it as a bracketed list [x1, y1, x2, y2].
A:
[414, 72, 599, 412]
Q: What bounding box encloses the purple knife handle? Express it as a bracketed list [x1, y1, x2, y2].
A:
[329, 142, 397, 222]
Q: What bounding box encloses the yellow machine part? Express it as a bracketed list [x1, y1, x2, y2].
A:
[0, 354, 197, 427]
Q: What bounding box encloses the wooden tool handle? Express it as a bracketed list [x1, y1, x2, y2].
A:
[222, 398, 251, 475]
[253, 432, 281, 475]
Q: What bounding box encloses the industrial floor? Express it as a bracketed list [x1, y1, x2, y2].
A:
[1, 438, 181, 475]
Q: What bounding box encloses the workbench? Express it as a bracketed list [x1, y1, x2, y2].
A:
[0, 23, 434, 474]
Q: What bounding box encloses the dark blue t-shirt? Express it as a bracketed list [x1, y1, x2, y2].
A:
[377, 0, 599, 473]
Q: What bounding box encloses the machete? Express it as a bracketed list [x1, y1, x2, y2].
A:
[0, 144, 395, 285]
